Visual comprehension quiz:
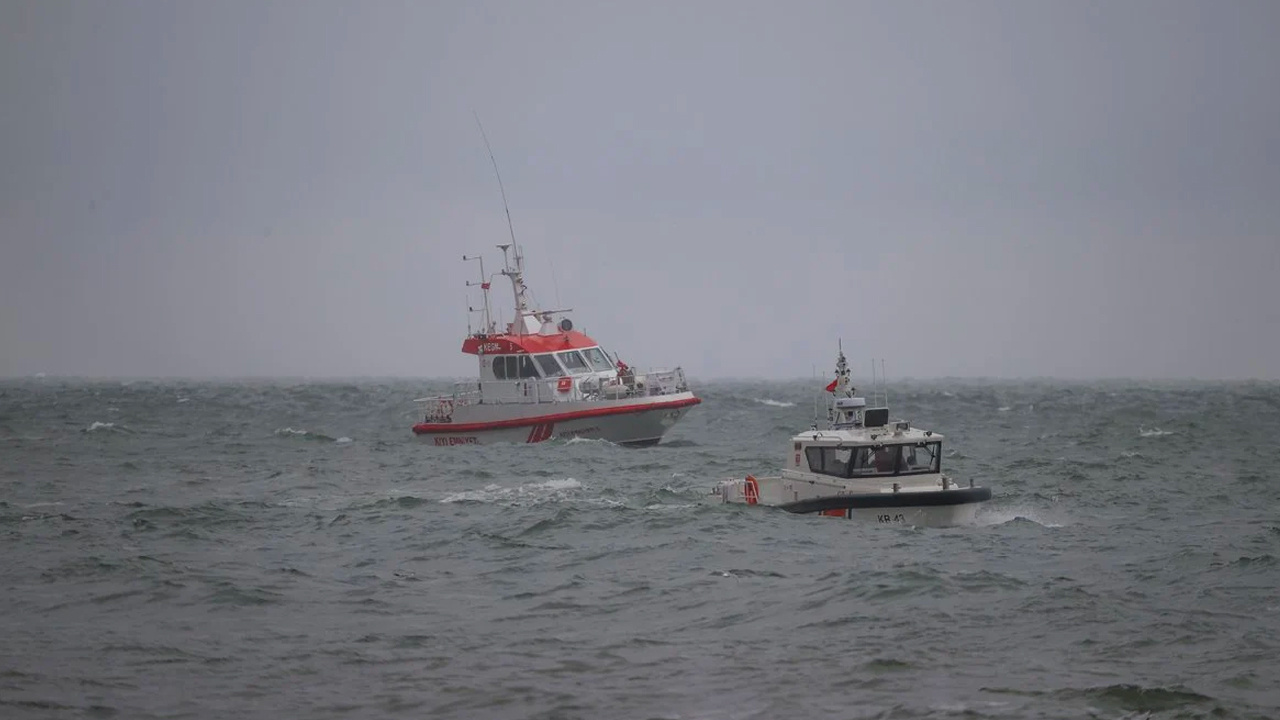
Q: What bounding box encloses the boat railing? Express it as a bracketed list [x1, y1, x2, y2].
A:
[414, 391, 480, 423]
[415, 381, 566, 418]
[636, 367, 690, 396]
[414, 367, 692, 420]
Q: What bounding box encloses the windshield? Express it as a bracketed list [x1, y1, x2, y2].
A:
[581, 347, 612, 372]
[556, 351, 591, 375]
[533, 354, 562, 377]
[849, 447, 899, 476]
[807, 442, 942, 478]
[898, 443, 940, 473]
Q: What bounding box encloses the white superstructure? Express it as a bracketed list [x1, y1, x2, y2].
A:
[714, 346, 990, 526]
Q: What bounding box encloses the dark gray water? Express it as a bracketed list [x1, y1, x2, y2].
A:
[2, 378, 1279, 719]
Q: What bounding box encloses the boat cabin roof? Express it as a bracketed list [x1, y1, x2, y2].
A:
[792, 423, 943, 447]
[461, 329, 599, 355]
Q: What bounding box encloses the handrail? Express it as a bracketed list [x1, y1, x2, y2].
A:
[414, 367, 691, 418]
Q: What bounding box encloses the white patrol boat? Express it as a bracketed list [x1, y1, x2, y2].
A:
[412, 244, 701, 446]
[714, 347, 990, 526]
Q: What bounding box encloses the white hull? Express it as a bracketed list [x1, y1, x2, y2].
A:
[844, 503, 980, 526]
[715, 474, 990, 528]
[414, 391, 699, 446]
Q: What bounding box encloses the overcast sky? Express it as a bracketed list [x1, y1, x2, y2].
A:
[2, 1, 1278, 380]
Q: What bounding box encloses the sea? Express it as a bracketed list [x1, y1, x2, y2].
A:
[2, 377, 1278, 719]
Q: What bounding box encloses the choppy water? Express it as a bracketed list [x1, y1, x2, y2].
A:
[2, 378, 1279, 719]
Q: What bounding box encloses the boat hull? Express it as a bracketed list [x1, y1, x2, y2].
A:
[716, 476, 990, 527]
[413, 393, 700, 446]
[780, 487, 991, 526]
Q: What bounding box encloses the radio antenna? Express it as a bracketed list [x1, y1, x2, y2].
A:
[881, 358, 888, 410]
[473, 112, 518, 249]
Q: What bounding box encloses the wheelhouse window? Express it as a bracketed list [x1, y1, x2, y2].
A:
[898, 442, 940, 474]
[806, 442, 942, 478]
[849, 447, 898, 477]
[805, 446, 855, 477]
[517, 355, 539, 378]
[491, 355, 540, 380]
[533, 354, 562, 377]
[581, 347, 612, 372]
[557, 350, 591, 375]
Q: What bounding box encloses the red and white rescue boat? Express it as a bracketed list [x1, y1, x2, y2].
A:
[414, 244, 701, 446]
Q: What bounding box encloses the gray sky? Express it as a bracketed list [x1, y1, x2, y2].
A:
[2, 0, 1278, 380]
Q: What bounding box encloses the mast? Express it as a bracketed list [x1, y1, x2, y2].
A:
[475, 114, 532, 336]
[497, 243, 534, 335]
[471, 116, 573, 339]
[463, 254, 494, 334]
[834, 340, 851, 397]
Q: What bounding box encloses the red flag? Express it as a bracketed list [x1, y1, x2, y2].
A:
[825, 378, 838, 393]
[480, 282, 491, 290]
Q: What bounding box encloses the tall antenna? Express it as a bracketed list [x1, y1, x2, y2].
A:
[549, 258, 562, 311]
[473, 112, 518, 249]
[881, 358, 888, 410]
[870, 359, 877, 406]
[812, 363, 819, 428]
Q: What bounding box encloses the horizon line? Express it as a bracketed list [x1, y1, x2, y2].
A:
[2, 373, 1276, 384]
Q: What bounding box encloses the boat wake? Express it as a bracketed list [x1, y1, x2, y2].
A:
[84, 421, 131, 433]
[752, 398, 796, 408]
[562, 436, 616, 446]
[442, 478, 584, 506]
[273, 427, 344, 443]
[976, 505, 1067, 528]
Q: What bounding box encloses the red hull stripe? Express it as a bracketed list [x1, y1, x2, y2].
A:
[413, 396, 701, 435]
[525, 422, 554, 443]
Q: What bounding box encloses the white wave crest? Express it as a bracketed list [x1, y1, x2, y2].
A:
[564, 436, 615, 445]
[1139, 426, 1174, 437]
[441, 477, 583, 505]
[753, 398, 796, 408]
[976, 505, 1066, 528]
[85, 421, 128, 433]
[335, 437, 353, 444]
[274, 427, 310, 437]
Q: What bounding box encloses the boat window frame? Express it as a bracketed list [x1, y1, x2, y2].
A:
[805, 441, 943, 479]
[517, 354, 540, 379]
[897, 442, 941, 475]
[581, 346, 612, 372]
[492, 355, 508, 380]
[849, 446, 899, 477]
[805, 445, 855, 477]
[533, 353, 562, 377]
[556, 350, 592, 375]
